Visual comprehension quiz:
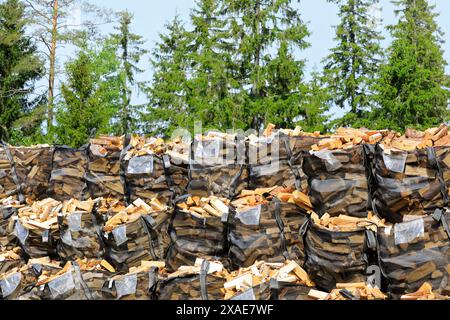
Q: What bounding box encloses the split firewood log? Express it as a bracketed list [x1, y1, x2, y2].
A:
[400, 282, 449, 300]
[156, 259, 228, 300]
[308, 282, 387, 300]
[377, 211, 450, 299]
[50, 146, 88, 201]
[383, 124, 450, 151]
[57, 198, 105, 260]
[15, 198, 62, 258]
[165, 196, 231, 272]
[11, 145, 54, 201]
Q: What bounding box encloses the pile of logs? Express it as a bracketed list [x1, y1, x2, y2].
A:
[50, 146, 88, 201]
[57, 198, 104, 260]
[189, 132, 247, 198]
[11, 145, 54, 201]
[0, 146, 18, 199]
[0, 247, 22, 273]
[103, 197, 168, 272]
[304, 212, 375, 291]
[86, 136, 125, 199]
[377, 211, 450, 299]
[16, 198, 62, 258]
[224, 260, 314, 300]
[228, 187, 310, 269]
[157, 259, 228, 300]
[0, 197, 22, 248]
[308, 282, 387, 300]
[382, 124, 450, 151]
[165, 196, 230, 271]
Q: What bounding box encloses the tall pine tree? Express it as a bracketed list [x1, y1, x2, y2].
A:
[323, 0, 384, 127]
[225, 0, 311, 130]
[374, 0, 450, 131]
[0, 0, 44, 143]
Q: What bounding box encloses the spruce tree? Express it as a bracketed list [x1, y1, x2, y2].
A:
[225, 0, 311, 130]
[112, 11, 148, 135]
[374, 0, 450, 131]
[0, 0, 44, 143]
[323, 0, 384, 127]
[55, 36, 121, 147]
[146, 16, 193, 137]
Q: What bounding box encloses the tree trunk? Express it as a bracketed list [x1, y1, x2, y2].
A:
[47, 0, 59, 131]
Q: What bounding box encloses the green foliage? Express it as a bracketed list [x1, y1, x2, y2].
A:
[0, 0, 45, 144]
[323, 0, 384, 127]
[54, 35, 121, 147]
[373, 0, 450, 132]
[111, 11, 148, 135]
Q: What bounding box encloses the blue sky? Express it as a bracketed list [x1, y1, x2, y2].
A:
[63, 0, 450, 112]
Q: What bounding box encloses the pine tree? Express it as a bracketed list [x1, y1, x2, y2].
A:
[323, 0, 384, 127]
[374, 0, 450, 131]
[0, 0, 44, 143]
[225, 0, 311, 130]
[145, 16, 193, 137]
[55, 35, 121, 147]
[112, 11, 148, 135]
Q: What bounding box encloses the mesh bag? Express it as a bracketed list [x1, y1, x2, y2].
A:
[14, 219, 60, 259]
[377, 210, 450, 299]
[11, 146, 54, 200]
[0, 146, 19, 200]
[50, 146, 88, 201]
[270, 280, 314, 300]
[105, 268, 157, 300]
[0, 204, 18, 248]
[57, 210, 105, 260]
[304, 221, 373, 291]
[228, 199, 308, 270]
[188, 134, 248, 198]
[303, 145, 370, 218]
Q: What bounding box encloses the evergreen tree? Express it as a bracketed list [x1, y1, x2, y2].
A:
[225, 0, 311, 130]
[374, 0, 450, 131]
[323, 0, 384, 127]
[0, 0, 44, 143]
[112, 11, 148, 135]
[146, 16, 193, 137]
[55, 36, 121, 147]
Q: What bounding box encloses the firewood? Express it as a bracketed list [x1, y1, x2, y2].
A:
[50, 146, 88, 201]
[0, 147, 19, 200]
[377, 212, 450, 299]
[0, 197, 22, 248]
[324, 283, 387, 300]
[400, 282, 449, 300]
[0, 247, 23, 274]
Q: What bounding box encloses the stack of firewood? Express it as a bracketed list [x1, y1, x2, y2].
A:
[15, 198, 62, 258]
[189, 132, 248, 198]
[86, 136, 125, 199]
[0, 246, 22, 274]
[50, 146, 88, 201]
[0, 197, 22, 248]
[11, 145, 54, 201]
[165, 196, 230, 271]
[0, 146, 18, 199]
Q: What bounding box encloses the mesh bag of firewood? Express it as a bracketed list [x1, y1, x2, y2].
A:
[156, 260, 227, 300]
[188, 132, 248, 198]
[165, 195, 230, 271]
[14, 198, 62, 258]
[302, 145, 370, 218]
[0, 257, 61, 300]
[436, 146, 450, 206]
[0, 145, 20, 200]
[377, 210, 450, 299]
[72, 259, 116, 300]
[17, 261, 93, 300]
[247, 132, 301, 190]
[57, 199, 105, 260]
[371, 144, 447, 223]
[50, 146, 88, 201]
[11, 145, 54, 200]
[1, 198, 22, 248]
[228, 189, 310, 270]
[86, 136, 125, 199]
[304, 213, 377, 291]
[270, 281, 315, 300]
